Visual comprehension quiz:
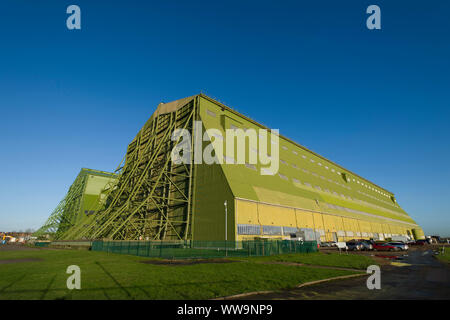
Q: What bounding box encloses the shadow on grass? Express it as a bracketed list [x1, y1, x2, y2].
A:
[95, 261, 135, 300]
[0, 278, 243, 299]
[0, 274, 27, 295]
[40, 274, 57, 300]
[2, 258, 323, 300]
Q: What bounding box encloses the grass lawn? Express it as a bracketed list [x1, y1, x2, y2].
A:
[0, 248, 366, 300]
[436, 248, 450, 263]
[241, 252, 376, 270]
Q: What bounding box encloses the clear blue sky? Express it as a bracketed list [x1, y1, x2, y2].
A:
[0, 1, 448, 236]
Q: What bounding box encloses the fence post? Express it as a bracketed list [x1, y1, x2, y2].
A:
[225, 240, 227, 257]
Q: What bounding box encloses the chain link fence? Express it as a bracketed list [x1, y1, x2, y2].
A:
[91, 239, 318, 259]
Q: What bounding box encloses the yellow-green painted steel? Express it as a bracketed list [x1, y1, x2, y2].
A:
[34, 168, 118, 239]
[52, 94, 424, 241]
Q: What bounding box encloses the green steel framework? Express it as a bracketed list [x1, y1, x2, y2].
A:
[34, 169, 116, 238]
[59, 98, 198, 241]
[43, 94, 423, 242]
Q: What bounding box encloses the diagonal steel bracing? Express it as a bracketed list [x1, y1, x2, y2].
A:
[34, 171, 88, 238]
[75, 99, 197, 241]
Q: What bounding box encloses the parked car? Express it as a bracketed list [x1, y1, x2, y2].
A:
[372, 242, 400, 251]
[358, 240, 374, 250]
[412, 239, 427, 246]
[320, 241, 337, 247]
[346, 241, 364, 251]
[348, 239, 374, 251]
[385, 242, 409, 251]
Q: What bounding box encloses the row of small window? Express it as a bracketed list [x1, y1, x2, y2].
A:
[282, 168, 398, 213]
[352, 178, 391, 198]
[263, 169, 397, 214]
[282, 145, 391, 199]
[324, 203, 404, 223]
[256, 166, 396, 215]
[205, 108, 343, 179]
[292, 174, 398, 214]
[246, 162, 350, 192]
[325, 203, 372, 216]
[305, 186, 403, 219]
[300, 156, 390, 199]
[208, 108, 390, 200]
[357, 190, 398, 208]
[352, 193, 405, 217]
[297, 167, 351, 190]
[246, 165, 399, 218]
[282, 175, 355, 201]
[237, 224, 300, 236]
[321, 190, 402, 218]
[280, 153, 344, 180]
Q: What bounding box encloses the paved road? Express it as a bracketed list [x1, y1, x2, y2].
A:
[232, 248, 450, 300]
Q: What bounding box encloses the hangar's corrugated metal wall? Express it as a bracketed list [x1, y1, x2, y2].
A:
[41, 94, 424, 241]
[196, 94, 424, 241]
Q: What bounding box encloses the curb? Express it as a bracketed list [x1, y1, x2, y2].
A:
[213, 272, 367, 300]
[296, 273, 366, 288]
[258, 261, 364, 272]
[432, 254, 450, 265]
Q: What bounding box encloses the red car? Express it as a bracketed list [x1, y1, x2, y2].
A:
[411, 240, 427, 246]
[372, 242, 399, 251]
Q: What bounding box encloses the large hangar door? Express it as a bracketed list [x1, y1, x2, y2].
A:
[332, 232, 338, 242]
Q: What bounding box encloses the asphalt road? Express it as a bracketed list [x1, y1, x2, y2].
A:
[232, 248, 450, 300]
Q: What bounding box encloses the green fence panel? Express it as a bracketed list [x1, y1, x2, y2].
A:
[91, 240, 317, 259]
[34, 242, 50, 247]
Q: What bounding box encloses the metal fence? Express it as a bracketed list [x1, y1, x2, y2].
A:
[34, 241, 50, 247]
[91, 240, 318, 259]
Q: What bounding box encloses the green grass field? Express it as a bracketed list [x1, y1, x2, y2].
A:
[0, 248, 371, 300]
[241, 252, 375, 270]
[436, 248, 450, 263]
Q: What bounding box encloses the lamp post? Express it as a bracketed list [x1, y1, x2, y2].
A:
[224, 200, 227, 256]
